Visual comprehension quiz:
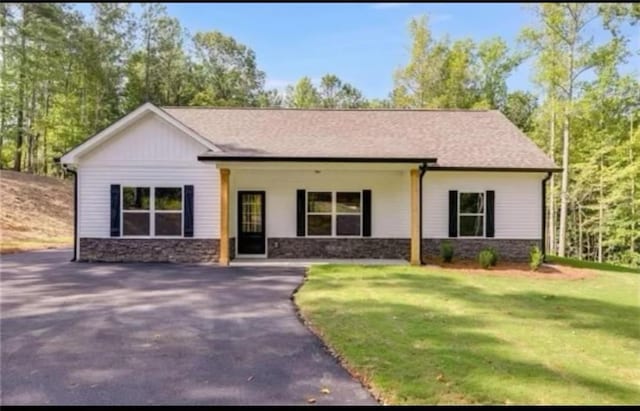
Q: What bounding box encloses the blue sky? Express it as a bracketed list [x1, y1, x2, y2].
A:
[74, 2, 639, 99]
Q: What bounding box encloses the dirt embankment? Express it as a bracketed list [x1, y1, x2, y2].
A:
[1, 170, 73, 253]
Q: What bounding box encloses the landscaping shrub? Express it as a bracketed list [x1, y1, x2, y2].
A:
[440, 241, 454, 263]
[478, 249, 493, 269]
[529, 246, 543, 271]
[487, 247, 499, 266]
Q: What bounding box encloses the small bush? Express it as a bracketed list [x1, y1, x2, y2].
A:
[478, 249, 494, 269]
[529, 246, 544, 271]
[487, 247, 499, 266]
[440, 241, 454, 263]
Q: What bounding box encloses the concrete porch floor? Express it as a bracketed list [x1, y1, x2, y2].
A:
[229, 258, 409, 267]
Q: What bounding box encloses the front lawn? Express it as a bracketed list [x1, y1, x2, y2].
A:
[294, 265, 640, 404]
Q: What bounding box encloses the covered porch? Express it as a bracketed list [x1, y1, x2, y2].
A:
[211, 159, 436, 266]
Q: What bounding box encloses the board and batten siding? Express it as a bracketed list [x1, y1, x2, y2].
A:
[423, 171, 545, 239]
[78, 112, 219, 239]
[230, 169, 411, 238]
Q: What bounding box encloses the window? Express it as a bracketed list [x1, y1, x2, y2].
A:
[122, 186, 182, 237]
[123, 187, 150, 236]
[307, 191, 362, 236]
[459, 192, 484, 237]
[154, 187, 182, 236]
[307, 192, 332, 236]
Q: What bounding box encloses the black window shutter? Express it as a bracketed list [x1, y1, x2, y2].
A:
[184, 185, 194, 237]
[486, 190, 495, 238]
[448, 190, 458, 237]
[296, 189, 306, 236]
[362, 189, 372, 237]
[110, 184, 120, 237]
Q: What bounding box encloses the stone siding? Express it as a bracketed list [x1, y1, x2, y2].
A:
[79, 238, 220, 263]
[422, 238, 540, 262]
[267, 238, 410, 259]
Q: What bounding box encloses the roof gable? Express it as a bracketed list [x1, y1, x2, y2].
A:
[60, 103, 219, 165]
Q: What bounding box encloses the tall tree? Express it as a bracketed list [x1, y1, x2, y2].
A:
[191, 31, 265, 106]
[285, 77, 320, 108]
[522, 4, 600, 256]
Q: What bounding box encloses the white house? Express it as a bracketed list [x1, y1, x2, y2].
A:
[59, 103, 559, 265]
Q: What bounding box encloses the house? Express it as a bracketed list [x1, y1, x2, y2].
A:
[58, 103, 559, 265]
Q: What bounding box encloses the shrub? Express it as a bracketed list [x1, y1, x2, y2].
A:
[487, 247, 499, 266]
[529, 246, 544, 271]
[440, 241, 454, 263]
[478, 249, 493, 269]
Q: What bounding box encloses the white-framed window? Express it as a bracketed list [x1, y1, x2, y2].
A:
[458, 192, 484, 237]
[307, 191, 362, 237]
[122, 186, 183, 237]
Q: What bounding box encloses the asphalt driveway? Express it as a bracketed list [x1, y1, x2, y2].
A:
[0, 249, 375, 405]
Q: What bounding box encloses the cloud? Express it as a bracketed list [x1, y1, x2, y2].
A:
[371, 3, 410, 10]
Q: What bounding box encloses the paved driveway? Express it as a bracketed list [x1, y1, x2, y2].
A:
[0, 250, 375, 405]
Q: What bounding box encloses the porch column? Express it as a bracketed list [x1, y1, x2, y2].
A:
[410, 168, 420, 265]
[219, 168, 230, 266]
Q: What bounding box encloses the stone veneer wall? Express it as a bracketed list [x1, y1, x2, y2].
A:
[79, 238, 234, 263]
[422, 238, 540, 262]
[267, 238, 410, 259]
[78, 237, 536, 262]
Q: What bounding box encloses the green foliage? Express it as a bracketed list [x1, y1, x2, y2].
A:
[486, 247, 499, 266]
[478, 249, 494, 269]
[440, 241, 454, 263]
[546, 255, 640, 274]
[392, 15, 522, 110]
[285, 74, 367, 108]
[529, 246, 544, 271]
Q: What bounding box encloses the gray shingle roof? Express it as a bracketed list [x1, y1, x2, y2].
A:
[161, 107, 558, 170]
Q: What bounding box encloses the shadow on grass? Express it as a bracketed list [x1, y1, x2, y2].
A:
[355, 271, 640, 341]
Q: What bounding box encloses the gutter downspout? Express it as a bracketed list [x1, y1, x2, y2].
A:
[542, 172, 552, 262]
[61, 164, 78, 262]
[419, 162, 429, 264]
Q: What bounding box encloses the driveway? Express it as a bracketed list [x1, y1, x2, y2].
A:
[0, 249, 376, 405]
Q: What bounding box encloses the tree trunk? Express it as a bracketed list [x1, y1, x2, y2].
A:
[549, 107, 556, 254]
[14, 4, 27, 172]
[631, 114, 636, 255]
[578, 203, 583, 260]
[598, 155, 604, 263]
[558, 112, 570, 256]
[0, 4, 7, 169]
[26, 85, 36, 173]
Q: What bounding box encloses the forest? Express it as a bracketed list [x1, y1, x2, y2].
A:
[0, 3, 638, 266]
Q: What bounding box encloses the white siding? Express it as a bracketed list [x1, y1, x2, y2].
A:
[81, 113, 208, 166]
[423, 171, 545, 239]
[77, 113, 218, 238]
[230, 169, 411, 238]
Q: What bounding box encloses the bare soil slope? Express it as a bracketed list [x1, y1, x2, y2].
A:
[1, 170, 73, 253]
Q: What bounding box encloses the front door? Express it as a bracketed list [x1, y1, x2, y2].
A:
[237, 191, 266, 255]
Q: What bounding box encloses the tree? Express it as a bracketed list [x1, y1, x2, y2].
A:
[504, 91, 538, 133]
[392, 15, 449, 108]
[521, 4, 600, 257]
[191, 31, 265, 106]
[476, 37, 524, 110]
[393, 15, 522, 110]
[285, 77, 320, 108]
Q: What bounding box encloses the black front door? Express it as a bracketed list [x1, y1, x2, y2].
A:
[237, 191, 266, 255]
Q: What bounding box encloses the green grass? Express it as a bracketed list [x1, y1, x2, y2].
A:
[295, 265, 640, 404]
[546, 255, 640, 274]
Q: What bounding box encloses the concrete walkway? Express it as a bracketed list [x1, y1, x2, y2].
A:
[0, 249, 376, 405]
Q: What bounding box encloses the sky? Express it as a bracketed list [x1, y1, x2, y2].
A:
[74, 2, 639, 100]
